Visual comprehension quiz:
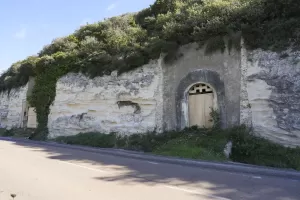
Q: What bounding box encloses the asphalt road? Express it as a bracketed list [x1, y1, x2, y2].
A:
[0, 140, 300, 200]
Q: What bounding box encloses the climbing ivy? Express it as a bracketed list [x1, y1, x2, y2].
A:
[1, 0, 300, 138]
[28, 52, 79, 139]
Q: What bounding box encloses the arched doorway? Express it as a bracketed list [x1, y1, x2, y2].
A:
[175, 69, 226, 130]
[188, 83, 216, 128]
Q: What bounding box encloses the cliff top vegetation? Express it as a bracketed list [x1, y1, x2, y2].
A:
[1, 0, 299, 92]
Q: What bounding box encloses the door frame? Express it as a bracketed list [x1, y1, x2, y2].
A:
[175, 69, 227, 130]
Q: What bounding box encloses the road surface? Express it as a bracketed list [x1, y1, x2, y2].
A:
[0, 140, 299, 200]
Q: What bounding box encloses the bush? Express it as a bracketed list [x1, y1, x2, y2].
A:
[0, 129, 13, 137]
[0, 128, 35, 138]
[230, 126, 300, 170]
[55, 132, 117, 148]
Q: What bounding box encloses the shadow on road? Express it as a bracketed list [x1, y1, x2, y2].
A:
[5, 140, 300, 200]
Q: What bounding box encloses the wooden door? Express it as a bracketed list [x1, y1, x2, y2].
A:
[27, 107, 38, 128]
[188, 83, 214, 128]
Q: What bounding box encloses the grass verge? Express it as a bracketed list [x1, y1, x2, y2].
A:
[1, 126, 300, 170]
[53, 126, 300, 170]
[0, 128, 35, 138]
[230, 130, 300, 170]
[54, 127, 229, 162]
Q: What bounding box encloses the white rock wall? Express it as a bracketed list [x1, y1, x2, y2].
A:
[48, 59, 163, 138]
[0, 85, 28, 129]
[241, 45, 300, 147]
[240, 39, 253, 127]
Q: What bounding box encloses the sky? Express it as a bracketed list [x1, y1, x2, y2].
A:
[0, 0, 155, 72]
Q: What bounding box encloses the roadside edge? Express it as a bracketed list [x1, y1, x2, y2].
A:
[1, 136, 299, 180]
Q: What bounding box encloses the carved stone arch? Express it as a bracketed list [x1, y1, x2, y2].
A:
[176, 69, 226, 130]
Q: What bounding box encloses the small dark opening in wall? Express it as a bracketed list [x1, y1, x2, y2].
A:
[117, 101, 141, 114]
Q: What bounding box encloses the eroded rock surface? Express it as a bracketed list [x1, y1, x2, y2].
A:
[242, 49, 300, 147]
[48, 60, 163, 138]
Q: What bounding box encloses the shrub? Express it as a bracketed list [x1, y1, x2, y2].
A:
[0, 128, 35, 138]
[230, 126, 300, 170]
[0, 129, 13, 137]
[55, 132, 117, 148]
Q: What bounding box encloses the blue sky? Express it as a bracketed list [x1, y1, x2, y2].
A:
[0, 0, 155, 72]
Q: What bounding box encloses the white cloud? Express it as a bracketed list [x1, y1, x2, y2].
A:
[14, 27, 27, 39]
[106, 2, 118, 11]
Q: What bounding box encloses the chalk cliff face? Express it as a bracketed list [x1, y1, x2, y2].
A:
[1, 41, 299, 147]
[241, 47, 300, 147]
[47, 60, 163, 138]
[41, 43, 300, 146]
[0, 85, 28, 129]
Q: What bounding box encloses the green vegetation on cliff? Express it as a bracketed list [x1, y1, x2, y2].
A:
[1, 0, 300, 137]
